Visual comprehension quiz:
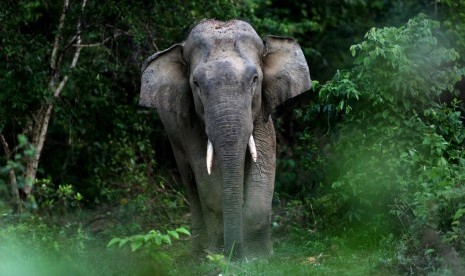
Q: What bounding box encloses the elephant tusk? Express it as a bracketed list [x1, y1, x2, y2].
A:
[248, 135, 257, 162]
[206, 139, 214, 175]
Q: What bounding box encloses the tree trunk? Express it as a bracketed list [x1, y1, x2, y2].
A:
[0, 134, 21, 211]
[23, 0, 86, 194]
[24, 103, 53, 194]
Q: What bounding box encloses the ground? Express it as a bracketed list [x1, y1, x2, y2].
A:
[0, 205, 399, 276]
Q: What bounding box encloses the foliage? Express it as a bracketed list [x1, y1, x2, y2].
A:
[253, 0, 449, 197]
[34, 178, 83, 214]
[0, 216, 174, 275]
[105, 226, 191, 272]
[0, 217, 91, 270]
[301, 15, 465, 273]
[0, 135, 35, 189]
[248, 0, 438, 82]
[0, 134, 36, 211]
[1, 215, 398, 276]
[440, 0, 465, 61]
[107, 226, 190, 252]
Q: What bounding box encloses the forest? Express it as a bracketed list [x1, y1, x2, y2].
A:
[1, 0, 465, 274]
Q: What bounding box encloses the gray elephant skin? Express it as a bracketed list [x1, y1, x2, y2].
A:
[139, 19, 311, 260]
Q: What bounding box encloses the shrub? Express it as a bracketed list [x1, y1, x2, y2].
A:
[301, 15, 465, 273]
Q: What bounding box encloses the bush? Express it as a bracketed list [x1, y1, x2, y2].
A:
[301, 15, 465, 273]
[34, 178, 83, 214]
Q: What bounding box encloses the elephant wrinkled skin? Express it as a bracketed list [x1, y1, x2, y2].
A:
[139, 20, 311, 260]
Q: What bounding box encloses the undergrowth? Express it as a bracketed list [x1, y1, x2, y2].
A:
[0, 207, 400, 276]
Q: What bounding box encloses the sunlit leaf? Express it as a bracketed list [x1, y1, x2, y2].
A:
[107, 238, 121, 248]
[167, 230, 179, 239]
[130, 240, 143, 252]
[175, 227, 191, 236]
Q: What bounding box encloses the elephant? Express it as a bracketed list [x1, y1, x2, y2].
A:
[139, 19, 311, 260]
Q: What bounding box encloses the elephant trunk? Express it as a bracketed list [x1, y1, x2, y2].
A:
[218, 149, 246, 259]
[207, 106, 253, 259]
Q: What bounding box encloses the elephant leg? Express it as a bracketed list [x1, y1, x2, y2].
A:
[202, 195, 224, 254]
[193, 161, 224, 255]
[171, 146, 208, 256]
[243, 117, 276, 258]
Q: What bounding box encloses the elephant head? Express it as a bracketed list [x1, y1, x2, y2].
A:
[140, 20, 311, 258]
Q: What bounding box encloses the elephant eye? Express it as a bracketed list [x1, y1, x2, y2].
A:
[251, 75, 258, 85]
[251, 75, 259, 94]
[193, 81, 201, 94]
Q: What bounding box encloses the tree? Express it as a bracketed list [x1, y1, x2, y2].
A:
[1, 0, 85, 208]
[0, 0, 127, 208]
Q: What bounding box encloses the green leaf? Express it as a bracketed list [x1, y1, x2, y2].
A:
[162, 235, 171, 245]
[332, 181, 344, 189]
[155, 234, 163, 246]
[175, 227, 191, 236]
[130, 234, 145, 242]
[425, 248, 435, 255]
[17, 134, 27, 146]
[119, 238, 129, 248]
[168, 230, 179, 239]
[382, 110, 389, 119]
[350, 45, 357, 57]
[453, 208, 465, 221]
[107, 238, 121, 248]
[130, 240, 143, 252]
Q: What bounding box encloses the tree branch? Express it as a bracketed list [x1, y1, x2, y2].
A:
[56, 34, 79, 71]
[53, 0, 86, 98]
[104, 24, 132, 37]
[0, 134, 11, 159]
[54, 76, 69, 98]
[74, 32, 123, 48]
[50, 0, 70, 73]
[143, 24, 158, 51]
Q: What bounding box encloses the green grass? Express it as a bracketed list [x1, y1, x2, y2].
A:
[171, 230, 397, 276]
[0, 213, 398, 276]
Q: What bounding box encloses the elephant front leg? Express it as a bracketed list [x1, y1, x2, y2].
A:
[194, 168, 224, 255]
[171, 146, 208, 256]
[243, 117, 276, 258]
[190, 197, 209, 256]
[243, 188, 274, 258]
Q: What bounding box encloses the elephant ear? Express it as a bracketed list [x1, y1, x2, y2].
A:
[262, 36, 311, 114]
[139, 44, 192, 117]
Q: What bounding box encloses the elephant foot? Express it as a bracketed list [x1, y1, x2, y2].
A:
[190, 227, 209, 259]
[244, 225, 273, 259]
[224, 242, 245, 261]
[245, 241, 273, 260]
[204, 245, 223, 258]
[191, 243, 207, 259]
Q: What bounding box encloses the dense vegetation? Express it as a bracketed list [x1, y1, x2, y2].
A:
[1, 0, 465, 274]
